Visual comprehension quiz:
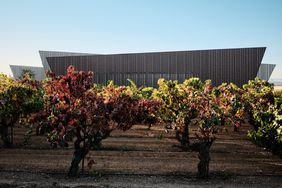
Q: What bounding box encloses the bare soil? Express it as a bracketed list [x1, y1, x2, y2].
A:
[0, 123, 281, 187]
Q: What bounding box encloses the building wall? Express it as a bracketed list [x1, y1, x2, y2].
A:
[256, 64, 276, 81]
[9, 65, 46, 80]
[46, 47, 266, 87]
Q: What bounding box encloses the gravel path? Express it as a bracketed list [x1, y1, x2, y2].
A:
[0, 170, 282, 188]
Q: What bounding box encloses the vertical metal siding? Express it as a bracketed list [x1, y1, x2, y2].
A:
[45, 47, 266, 87]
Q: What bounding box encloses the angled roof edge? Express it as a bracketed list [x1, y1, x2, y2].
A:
[40, 47, 266, 57]
[39, 50, 98, 70]
[97, 47, 267, 56]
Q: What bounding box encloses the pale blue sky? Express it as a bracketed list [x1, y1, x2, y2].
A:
[0, 0, 281, 79]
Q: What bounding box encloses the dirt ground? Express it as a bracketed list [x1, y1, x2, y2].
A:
[0, 123, 281, 187]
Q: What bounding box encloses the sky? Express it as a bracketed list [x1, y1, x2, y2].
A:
[0, 0, 281, 79]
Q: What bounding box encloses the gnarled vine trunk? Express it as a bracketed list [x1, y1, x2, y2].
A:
[67, 128, 112, 177]
[191, 139, 214, 178]
[0, 125, 12, 148]
[0, 118, 17, 148]
[68, 146, 89, 177]
[67, 128, 89, 177]
[176, 117, 190, 147]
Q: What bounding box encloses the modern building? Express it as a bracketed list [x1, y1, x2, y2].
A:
[10, 47, 276, 86]
[10, 51, 93, 81]
[39, 50, 93, 71]
[256, 64, 276, 81]
[9, 65, 46, 80]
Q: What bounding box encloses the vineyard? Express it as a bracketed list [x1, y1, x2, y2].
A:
[0, 66, 282, 187]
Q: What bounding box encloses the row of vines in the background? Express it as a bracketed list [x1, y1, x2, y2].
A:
[0, 73, 43, 147]
[243, 79, 282, 157]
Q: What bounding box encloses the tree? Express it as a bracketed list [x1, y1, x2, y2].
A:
[0, 73, 43, 147]
[20, 69, 35, 80]
[153, 77, 245, 177]
[153, 78, 212, 147]
[35, 66, 160, 177]
[177, 79, 222, 178]
[213, 83, 244, 131]
[242, 78, 275, 130]
[243, 78, 281, 157]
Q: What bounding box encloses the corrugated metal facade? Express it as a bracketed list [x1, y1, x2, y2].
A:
[256, 64, 276, 81]
[45, 47, 266, 87]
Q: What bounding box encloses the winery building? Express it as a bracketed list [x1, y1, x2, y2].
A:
[11, 47, 275, 87]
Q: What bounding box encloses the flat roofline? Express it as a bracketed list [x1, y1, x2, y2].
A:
[260, 63, 276, 66]
[10, 65, 44, 68]
[39, 50, 95, 55]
